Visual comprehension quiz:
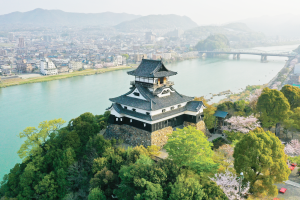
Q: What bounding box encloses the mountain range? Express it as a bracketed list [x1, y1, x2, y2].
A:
[0, 8, 141, 27]
[115, 14, 198, 31]
[0, 9, 198, 31]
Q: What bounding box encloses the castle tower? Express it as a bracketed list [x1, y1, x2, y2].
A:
[106, 59, 205, 147]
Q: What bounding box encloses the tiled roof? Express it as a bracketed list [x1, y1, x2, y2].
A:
[109, 84, 194, 111]
[214, 111, 228, 118]
[112, 101, 202, 121]
[186, 101, 203, 112]
[127, 59, 177, 78]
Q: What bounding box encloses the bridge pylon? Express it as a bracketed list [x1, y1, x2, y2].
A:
[261, 55, 267, 62]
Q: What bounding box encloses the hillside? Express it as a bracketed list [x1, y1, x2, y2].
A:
[115, 14, 198, 31]
[240, 14, 300, 38]
[0, 8, 141, 27]
[185, 23, 265, 42]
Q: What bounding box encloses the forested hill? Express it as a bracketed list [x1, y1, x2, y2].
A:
[185, 23, 265, 43]
[0, 9, 141, 27]
[115, 14, 198, 31]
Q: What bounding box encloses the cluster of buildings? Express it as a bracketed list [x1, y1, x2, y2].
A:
[0, 28, 199, 76]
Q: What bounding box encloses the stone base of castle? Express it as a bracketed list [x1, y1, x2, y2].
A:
[104, 124, 173, 148]
[104, 121, 209, 147]
[183, 121, 211, 137]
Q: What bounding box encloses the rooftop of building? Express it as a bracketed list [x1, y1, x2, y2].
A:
[110, 100, 203, 121]
[109, 83, 193, 111]
[127, 59, 177, 78]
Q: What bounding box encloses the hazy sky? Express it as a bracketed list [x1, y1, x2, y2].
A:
[0, 0, 299, 25]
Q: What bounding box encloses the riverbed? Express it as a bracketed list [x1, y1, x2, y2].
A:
[0, 44, 298, 178]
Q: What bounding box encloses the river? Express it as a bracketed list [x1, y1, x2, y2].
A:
[0, 44, 299, 178]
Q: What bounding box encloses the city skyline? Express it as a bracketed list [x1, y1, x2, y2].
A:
[0, 0, 299, 25]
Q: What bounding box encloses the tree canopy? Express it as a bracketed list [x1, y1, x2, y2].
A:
[195, 34, 230, 51]
[280, 85, 300, 110]
[233, 128, 290, 196]
[256, 88, 290, 129]
[164, 126, 218, 174]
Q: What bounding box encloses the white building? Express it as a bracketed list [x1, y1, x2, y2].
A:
[40, 58, 58, 75]
[163, 53, 172, 60]
[116, 55, 123, 65]
[69, 61, 83, 71]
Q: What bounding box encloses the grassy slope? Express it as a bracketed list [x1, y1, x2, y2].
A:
[0, 66, 132, 88]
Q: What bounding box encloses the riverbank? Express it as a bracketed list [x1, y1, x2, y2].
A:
[215, 56, 299, 104]
[0, 65, 132, 88]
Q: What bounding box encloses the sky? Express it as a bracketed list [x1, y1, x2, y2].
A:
[0, 0, 299, 25]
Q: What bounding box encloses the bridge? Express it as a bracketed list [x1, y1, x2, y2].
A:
[198, 49, 297, 62]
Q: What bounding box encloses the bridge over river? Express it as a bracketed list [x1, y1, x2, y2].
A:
[198, 49, 297, 62]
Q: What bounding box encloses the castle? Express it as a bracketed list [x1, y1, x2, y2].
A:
[105, 59, 206, 147]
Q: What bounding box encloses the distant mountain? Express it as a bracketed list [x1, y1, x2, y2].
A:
[115, 15, 198, 31]
[223, 22, 252, 32]
[240, 14, 300, 37]
[185, 23, 265, 42]
[0, 8, 141, 27]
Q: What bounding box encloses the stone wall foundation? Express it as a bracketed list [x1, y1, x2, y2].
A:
[104, 124, 173, 147]
[183, 120, 211, 137]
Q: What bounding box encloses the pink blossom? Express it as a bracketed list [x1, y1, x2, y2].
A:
[210, 170, 250, 200]
[248, 89, 262, 103]
[284, 139, 300, 157]
[221, 115, 261, 134]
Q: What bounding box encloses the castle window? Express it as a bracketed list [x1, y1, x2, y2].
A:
[130, 119, 132, 123]
[132, 108, 136, 112]
[133, 92, 140, 96]
[116, 118, 118, 121]
[162, 109, 166, 113]
[171, 107, 174, 110]
[144, 123, 146, 127]
[146, 112, 150, 115]
[124, 106, 127, 109]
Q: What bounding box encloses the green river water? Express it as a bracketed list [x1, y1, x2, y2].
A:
[0, 44, 298, 178]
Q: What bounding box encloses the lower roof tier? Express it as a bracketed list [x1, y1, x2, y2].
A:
[108, 101, 204, 122]
[109, 84, 194, 111]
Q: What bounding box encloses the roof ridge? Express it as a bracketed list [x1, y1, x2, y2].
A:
[135, 84, 151, 101]
[150, 62, 162, 74]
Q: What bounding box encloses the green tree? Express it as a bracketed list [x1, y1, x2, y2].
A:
[256, 88, 290, 133]
[199, 177, 228, 200]
[164, 126, 218, 174]
[233, 128, 290, 196]
[169, 173, 204, 200]
[281, 85, 300, 110]
[122, 54, 129, 60]
[114, 155, 166, 200]
[17, 119, 66, 161]
[88, 188, 106, 200]
[283, 107, 300, 139]
[196, 34, 230, 51]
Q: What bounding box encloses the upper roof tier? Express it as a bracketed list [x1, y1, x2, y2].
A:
[127, 59, 177, 78]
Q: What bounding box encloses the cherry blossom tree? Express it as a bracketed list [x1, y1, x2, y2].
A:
[214, 144, 234, 171]
[221, 115, 260, 134]
[210, 170, 250, 200]
[284, 139, 300, 157]
[248, 89, 262, 110]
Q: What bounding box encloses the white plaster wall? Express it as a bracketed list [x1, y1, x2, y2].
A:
[127, 88, 147, 100]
